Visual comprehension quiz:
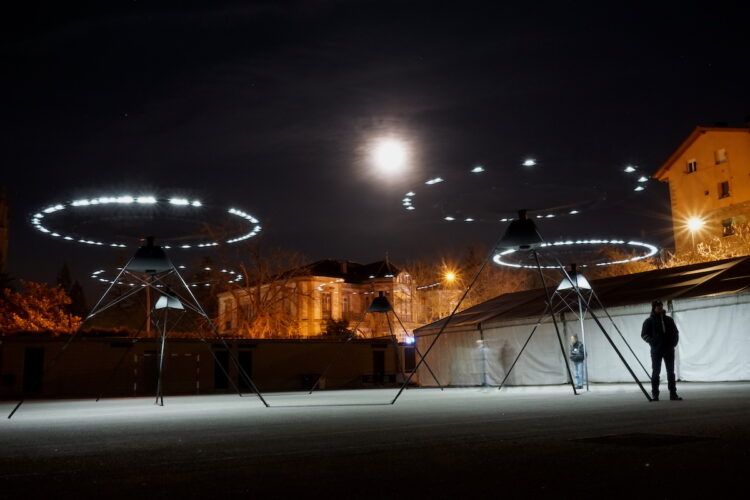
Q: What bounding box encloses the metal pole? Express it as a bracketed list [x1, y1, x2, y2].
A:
[390, 231, 505, 405]
[308, 316, 366, 394]
[532, 250, 578, 396]
[171, 265, 269, 407]
[96, 312, 150, 402]
[497, 302, 552, 390]
[554, 260, 652, 402]
[577, 293, 589, 391]
[390, 308, 444, 390]
[589, 289, 650, 379]
[7, 257, 136, 419]
[155, 306, 168, 406]
[385, 313, 406, 382]
[146, 277, 152, 337]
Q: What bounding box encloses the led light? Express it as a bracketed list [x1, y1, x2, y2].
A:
[522, 158, 536, 167]
[425, 177, 444, 185]
[31, 195, 261, 249]
[464, 217, 474, 222]
[406, 206, 415, 210]
[569, 210, 579, 215]
[634, 185, 645, 191]
[471, 165, 485, 173]
[494, 239, 658, 269]
[637, 176, 649, 183]
[624, 165, 637, 173]
[444, 216, 455, 221]
[405, 191, 415, 196]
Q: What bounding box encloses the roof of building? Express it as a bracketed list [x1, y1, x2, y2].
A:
[415, 256, 750, 335]
[296, 258, 403, 283]
[653, 126, 750, 180]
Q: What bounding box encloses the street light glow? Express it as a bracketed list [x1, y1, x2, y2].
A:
[687, 216, 704, 232]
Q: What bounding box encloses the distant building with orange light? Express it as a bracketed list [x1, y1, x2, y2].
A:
[653, 126, 750, 255]
[216, 259, 417, 340]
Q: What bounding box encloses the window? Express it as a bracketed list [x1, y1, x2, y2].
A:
[322, 292, 332, 320]
[715, 148, 728, 165]
[722, 218, 735, 237]
[686, 159, 697, 173]
[719, 181, 730, 199]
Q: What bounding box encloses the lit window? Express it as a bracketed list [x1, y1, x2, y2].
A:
[722, 218, 735, 237]
[686, 159, 697, 173]
[715, 149, 728, 165]
[719, 181, 730, 199]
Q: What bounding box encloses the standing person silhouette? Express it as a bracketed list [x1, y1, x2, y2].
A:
[641, 300, 682, 401]
[569, 334, 585, 390]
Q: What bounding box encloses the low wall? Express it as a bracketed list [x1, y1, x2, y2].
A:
[0, 336, 415, 400]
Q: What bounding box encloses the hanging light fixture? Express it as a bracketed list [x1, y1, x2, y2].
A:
[367, 291, 393, 313]
[497, 210, 544, 251]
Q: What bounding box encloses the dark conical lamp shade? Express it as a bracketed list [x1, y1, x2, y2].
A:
[126, 236, 173, 274]
[367, 291, 393, 313]
[498, 210, 543, 251]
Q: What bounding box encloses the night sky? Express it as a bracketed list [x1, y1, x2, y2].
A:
[2, 1, 749, 289]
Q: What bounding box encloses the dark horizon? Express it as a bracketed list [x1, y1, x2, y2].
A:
[2, 1, 749, 290]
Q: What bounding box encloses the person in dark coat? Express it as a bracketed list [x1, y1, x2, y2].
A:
[641, 300, 682, 401]
[569, 334, 585, 389]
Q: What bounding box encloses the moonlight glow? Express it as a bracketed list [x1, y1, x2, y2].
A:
[372, 138, 408, 175]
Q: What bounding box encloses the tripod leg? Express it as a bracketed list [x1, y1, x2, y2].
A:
[308, 317, 365, 394]
[498, 302, 552, 390]
[390, 230, 507, 405]
[390, 309, 443, 390]
[385, 313, 406, 383]
[172, 267, 269, 407]
[96, 313, 149, 402]
[7, 259, 138, 419]
[555, 261, 652, 402]
[533, 251, 578, 396]
[591, 290, 651, 379]
[155, 308, 168, 406]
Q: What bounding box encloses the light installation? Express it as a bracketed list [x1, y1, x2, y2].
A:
[391, 210, 657, 404]
[399, 157, 653, 222]
[29, 194, 262, 249]
[89, 265, 245, 287]
[493, 239, 658, 269]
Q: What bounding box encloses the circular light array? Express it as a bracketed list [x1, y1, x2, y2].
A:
[29, 194, 262, 249]
[90, 265, 245, 288]
[493, 239, 659, 269]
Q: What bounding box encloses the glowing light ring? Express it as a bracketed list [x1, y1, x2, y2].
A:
[493, 239, 659, 269]
[90, 265, 244, 288]
[29, 195, 262, 249]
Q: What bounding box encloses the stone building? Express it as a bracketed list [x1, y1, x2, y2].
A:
[217, 259, 417, 340]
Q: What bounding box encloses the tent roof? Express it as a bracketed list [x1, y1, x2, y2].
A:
[415, 256, 750, 335]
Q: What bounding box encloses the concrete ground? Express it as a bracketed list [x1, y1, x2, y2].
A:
[1, 383, 748, 499]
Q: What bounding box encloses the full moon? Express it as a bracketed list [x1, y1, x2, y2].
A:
[372, 138, 408, 175]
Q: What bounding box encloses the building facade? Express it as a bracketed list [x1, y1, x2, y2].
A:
[653, 126, 750, 255]
[217, 259, 417, 340]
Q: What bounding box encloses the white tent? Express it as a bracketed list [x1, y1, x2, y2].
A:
[414, 257, 750, 386]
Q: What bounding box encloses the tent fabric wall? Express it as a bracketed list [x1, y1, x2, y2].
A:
[416, 293, 750, 387]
